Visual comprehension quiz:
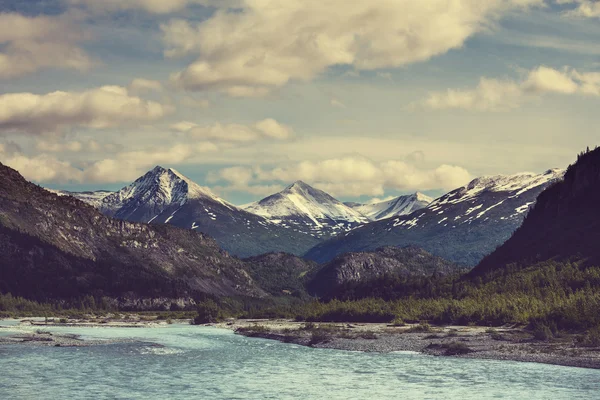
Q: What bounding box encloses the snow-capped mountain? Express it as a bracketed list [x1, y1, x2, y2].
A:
[305, 169, 565, 266]
[99, 166, 233, 222]
[90, 166, 321, 258]
[243, 181, 370, 238]
[346, 193, 433, 221]
[47, 189, 113, 208]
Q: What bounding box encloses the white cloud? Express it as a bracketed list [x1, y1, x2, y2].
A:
[162, 0, 542, 96]
[0, 13, 95, 79]
[209, 156, 472, 197]
[422, 78, 523, 111]
[0, 141, 218, 184]
[419, 66, 600, 111]
[128, 78, 163, 93]
[0, 153, 84, 183]
[522, 66, 579, 94]
[0, 86, 170, 134]
[172, 119, 294, 142]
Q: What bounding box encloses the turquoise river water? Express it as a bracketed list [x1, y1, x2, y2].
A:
[0, 321, 599, 399]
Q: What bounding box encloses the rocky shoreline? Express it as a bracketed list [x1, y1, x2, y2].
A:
[216, 319, 600, 370]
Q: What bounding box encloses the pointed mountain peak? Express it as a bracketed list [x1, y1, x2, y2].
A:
[150, 165, 168, 174]
[285, 180, 312, 190]
[414, 192, 434, 203]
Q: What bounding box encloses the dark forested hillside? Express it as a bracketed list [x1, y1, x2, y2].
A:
[474, 147, 600, 276]
[0, 163, 265, 303]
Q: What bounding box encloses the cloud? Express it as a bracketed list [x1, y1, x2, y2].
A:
[172, 118, 294, 142]
[560, 1, 600, 18]
[421, 78, 524, 111]
[128, 78, 163, 93]
[0, 13, 95, 79]
[0, 152, 84, 183]
[162, 0, 542, 96]
[0, 141, 218, 184]
[0, 86, 170, 134]
[418, 66, 600, 111]
[208, 156, 472, 197]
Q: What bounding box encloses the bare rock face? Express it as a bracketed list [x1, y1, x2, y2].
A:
[0, 162, 266, 302]
[307, 246, 458, 297]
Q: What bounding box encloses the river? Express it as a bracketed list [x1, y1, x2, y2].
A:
[0, 322, 599, 399]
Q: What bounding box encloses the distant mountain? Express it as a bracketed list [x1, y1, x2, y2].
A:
[243, 252, 318, 296]
[47, 189, 113, 208]
[307, 246, 458, 298]
[346, 192, 432, 221]
[95, 167, 320, 258]
[305, 169, 564, 266]
[243, 181, 369, 238]
[0, 163, 265, 303]
[473, 149, 600, 276]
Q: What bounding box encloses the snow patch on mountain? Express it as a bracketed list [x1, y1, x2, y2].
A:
[47, 189, 114, 208]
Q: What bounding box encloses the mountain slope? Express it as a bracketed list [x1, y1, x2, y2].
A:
[97, 167, 320, 258]
[307, 246, 458, 298]
[305, 169, 564, 266]
[473, 148, 600, 276]
[347, 193, 432, 221]
[244, 181, 369, 238]
[0, 162, 265, 302]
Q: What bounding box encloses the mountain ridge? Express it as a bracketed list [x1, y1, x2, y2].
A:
[304, 169, 565, 266]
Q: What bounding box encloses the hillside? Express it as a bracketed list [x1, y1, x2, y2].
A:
[0, 163, 265, 303]
[307, 246, 459, 298]
[243, 253, 318, 296]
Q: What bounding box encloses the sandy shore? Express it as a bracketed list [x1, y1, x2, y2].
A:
[215, 319, 600, 369]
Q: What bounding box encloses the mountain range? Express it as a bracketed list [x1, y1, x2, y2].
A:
[56, 168, 432, 257]
[46, 164, 565, 269]
[83, 167, 321, 258]
[305, 169, 565, 266]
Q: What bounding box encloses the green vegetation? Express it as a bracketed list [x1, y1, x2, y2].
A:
[405, 322, 433, 333]
[192, 299, 224, 324]
[202, 259, 600, 337]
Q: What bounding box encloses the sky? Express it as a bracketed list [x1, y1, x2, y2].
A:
[0, 0, 599, 205]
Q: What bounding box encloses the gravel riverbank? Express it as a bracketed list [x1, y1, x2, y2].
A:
[216, 319, 600, 369]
